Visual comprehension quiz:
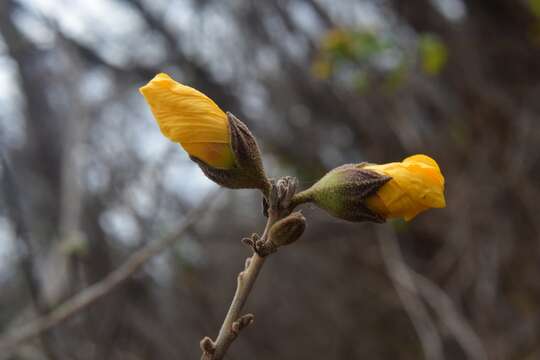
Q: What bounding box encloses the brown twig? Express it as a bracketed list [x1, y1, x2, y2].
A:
[210, 223, 273, 358]
[412, 271, 487, 360]
[377, 226, 445, 360]
[0, 189, 221, 355]
[1, 155, 59, 359]
[378, 225, 487, 360]
[200, 177, 298, 360]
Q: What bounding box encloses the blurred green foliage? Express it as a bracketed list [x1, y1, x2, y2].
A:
[419, 34, 448, 75]
[528, 0, 540, 18]
[312, 28, 448, 91]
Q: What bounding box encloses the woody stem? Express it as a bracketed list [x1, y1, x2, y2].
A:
[201, 177, 298, 360]
[290, 189, 314, 208]
[209, 211, 278, 359]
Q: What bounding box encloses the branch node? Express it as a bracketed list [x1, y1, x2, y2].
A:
[242, 233, 273, 256]
[241, 237, 253, 247]
[269, 176, 298, 215]
[241, 233, 260, 251]
[254, 239, 277, 257]
[231, 313, 255, 337]
[200, 337, 216, 360]
[200, 337, 216, 353]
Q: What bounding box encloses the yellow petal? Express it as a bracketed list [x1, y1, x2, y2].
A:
[403, 154, 445, 187]
[364, 154, 445, 221]
[373, 178, 428, 219]
[182, 143, 235, 170]
[139, 73, 235, 169]
[364, 194, 389, 218]
[404, 154, 440, 171]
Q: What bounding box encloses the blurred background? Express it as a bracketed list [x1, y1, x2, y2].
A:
[1, 0, 540, 359]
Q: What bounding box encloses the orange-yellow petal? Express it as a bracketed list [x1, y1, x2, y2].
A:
[181, 143, 234, 170]
[364, 154, 445, 221]
[139, 73, 235, 169]
[364, 194, 389, 218]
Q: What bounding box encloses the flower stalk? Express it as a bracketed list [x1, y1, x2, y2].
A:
[200, 177, 300, 360]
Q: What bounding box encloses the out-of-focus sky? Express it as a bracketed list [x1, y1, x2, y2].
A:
[0, 0, 225, 276]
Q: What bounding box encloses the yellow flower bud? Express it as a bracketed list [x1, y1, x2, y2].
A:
[139, 73, 235, 169]
[293, 154, 445, 223]
[140, 73, 269, 193]
[363, 154, 446, 221]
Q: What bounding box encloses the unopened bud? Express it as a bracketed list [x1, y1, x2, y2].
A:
[294, 155, 446, 222]
[268, 211, 306, 248]
[140, 73, 270, 194]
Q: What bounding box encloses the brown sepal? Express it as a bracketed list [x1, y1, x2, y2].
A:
[190, 112, 270, 194]
[309, 164, 391, 223]
[338, 165, 390, 222]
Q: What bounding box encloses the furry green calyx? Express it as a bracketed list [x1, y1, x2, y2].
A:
[295, 163, 391, 223]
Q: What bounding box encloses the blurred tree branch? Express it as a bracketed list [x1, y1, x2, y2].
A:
[377, 226, 445, 360]
[378, 226, 487, 360]
[0, 156, 59, 359]
[0, 189, 221, 355]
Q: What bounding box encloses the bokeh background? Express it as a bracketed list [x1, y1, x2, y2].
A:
[1, 0, 540, 359]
